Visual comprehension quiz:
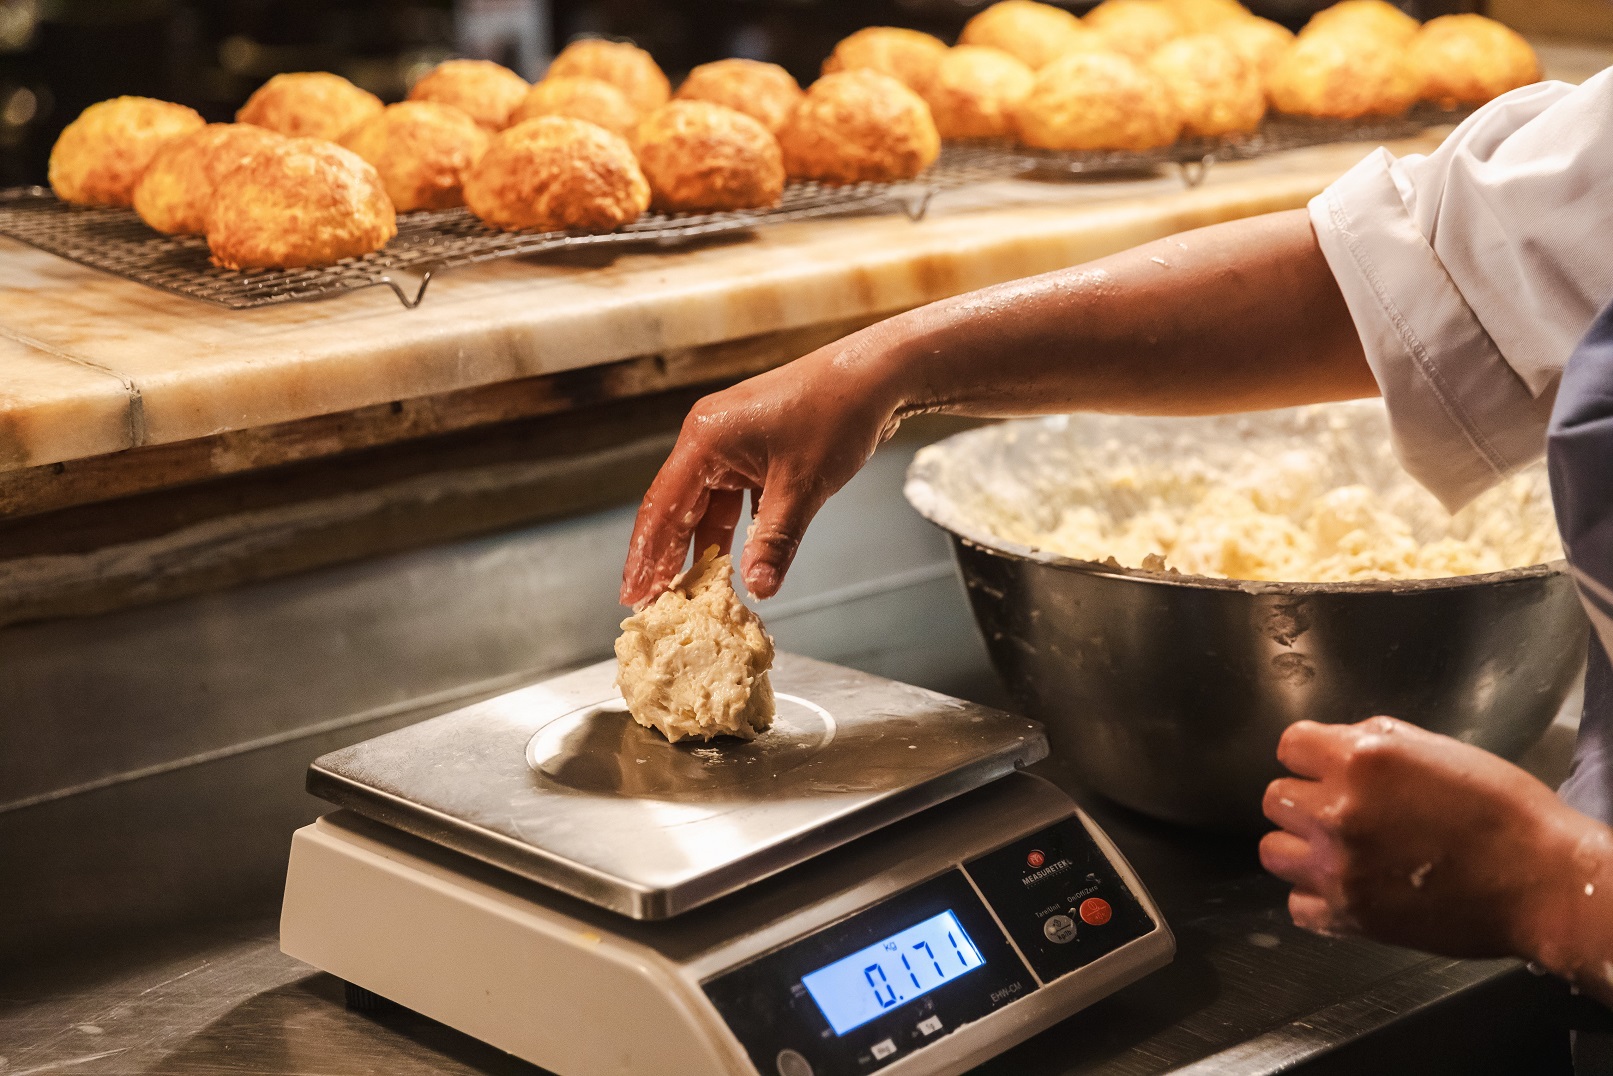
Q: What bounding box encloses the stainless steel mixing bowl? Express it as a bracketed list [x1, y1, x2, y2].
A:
[905, 405, 1588, 830]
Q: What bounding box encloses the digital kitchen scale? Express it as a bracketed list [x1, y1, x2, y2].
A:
[281, 654, 1174, 1076]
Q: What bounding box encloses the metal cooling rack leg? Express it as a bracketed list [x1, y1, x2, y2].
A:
[1177, 155, 1216, 188]
[903, 184, 939, 222]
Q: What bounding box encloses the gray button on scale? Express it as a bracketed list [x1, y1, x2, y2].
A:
[1043, 914, 1078, 944]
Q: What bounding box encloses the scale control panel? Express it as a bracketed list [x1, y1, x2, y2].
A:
[703, 813, 1157, 1075]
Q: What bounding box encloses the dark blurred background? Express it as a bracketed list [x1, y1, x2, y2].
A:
[0, 0, 1485, 188]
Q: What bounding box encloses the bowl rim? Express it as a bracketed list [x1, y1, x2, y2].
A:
[904, 416, 1570, 597]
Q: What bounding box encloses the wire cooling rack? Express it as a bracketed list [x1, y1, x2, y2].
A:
[0, 108, 1469, 312]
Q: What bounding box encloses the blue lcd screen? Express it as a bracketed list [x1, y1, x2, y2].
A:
[800, 910, 986, 1036]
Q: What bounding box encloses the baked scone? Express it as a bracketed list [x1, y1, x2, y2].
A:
[821, 26, 949, 96]
[924, 45, 1035, 140]
[236, 71, 383, 141]
[509, 76, 640, 138]
[1016, 50, 1182, 150]
[959, 1, 1098, 70]
[49, 97, 205, 208]
[676, 58, 802, 133]
[1147, 33, 1264, 137]
[339, 101, 490, 212]
[1300, 0, 1420, 44]
[777, 70, 940, 184]
[1216, 16, 1295, 78]
[407, 58, 530, 130]
[545, 38, 671, 115]
[1084, 0, 1185, 61]
[463, 116, 650, 232]
[1161, 0, 1251, 33]
[634, 101, 784, 212]
[206, 138, 396, 269]
[614, 547, 776, 743]
[133, 123, 285, 234]
[1266, 30, 1419, 118]
[1409, 14, 1539, 107]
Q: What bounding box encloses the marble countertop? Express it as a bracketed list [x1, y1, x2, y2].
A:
[0, 136, 1442, 477]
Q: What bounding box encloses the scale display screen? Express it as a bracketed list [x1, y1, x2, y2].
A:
[800, 910, 986, 1035]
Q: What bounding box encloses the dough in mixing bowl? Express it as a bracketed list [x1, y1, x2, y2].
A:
[615, 547, 776, 742]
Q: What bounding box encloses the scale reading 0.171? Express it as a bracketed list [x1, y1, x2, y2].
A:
[802, 911, 986, 1035]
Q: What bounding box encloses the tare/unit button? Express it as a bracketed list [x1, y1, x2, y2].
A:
[871, 1039, 898, 1060]
[1042, 914, 1078, 944]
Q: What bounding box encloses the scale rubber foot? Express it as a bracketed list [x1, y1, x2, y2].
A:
[343, 980, 398, 1013]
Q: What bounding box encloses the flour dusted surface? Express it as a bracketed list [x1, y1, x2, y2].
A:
[615, 547, 776, 742]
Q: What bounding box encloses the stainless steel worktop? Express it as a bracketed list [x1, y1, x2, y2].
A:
[0, 747, 1574, 1076]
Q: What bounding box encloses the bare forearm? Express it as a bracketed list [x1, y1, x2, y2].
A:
[1529, 810, 1613, 1007]
[847, 209, 1376, 420]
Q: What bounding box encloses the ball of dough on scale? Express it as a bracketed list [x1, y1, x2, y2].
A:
[614, 548, 776, 743]
[634, 101, 785, 212]
[1161, 0, 1251, 34]
[1016, 51, 1183, 150]
[676, 58, 803, 133]
[463, 116, 650, 232]
[959, 1, 1097, 71]
[206, 138, 396, 270]
[49, 97, 205, 208]
[133, 123, 286, 234]
[1084, 0, 1185, 61]
[237, 71, 383, 141]
[509, 76, 640, 138]
[821, 26, 949, 96]
[340, 101, 491, 212]
[1266, 30, 1419, 118]
[545, 38, 671, 115]
[1147, 33, 1264, 137]
[1216, 16, 1295, 78]
[778, 70, 940, 184]
[1300, 0, 1420, 45]
[924, 46, 1035, 140]
[1409, 15, 1539, 107]
[407, 58, 530, 130]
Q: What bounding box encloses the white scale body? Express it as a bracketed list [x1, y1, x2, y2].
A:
[282, 655, 1174, 1076]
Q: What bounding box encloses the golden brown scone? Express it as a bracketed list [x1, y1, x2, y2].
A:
[133, 123, 286, 234]
[1409, 14, 1539, 107]
[1266, 30, 1418, 118]
[237, 72, 383, 141]
[1085, 0, 1185, 60]
[1161, 0, 1250, 33]
[676, 58, 802, 133]
[545, 38, 671, 115]
[1300, 0, 1419, 44]
[339, 101, 490, 212]
[49, 97, 205, 208]
[1147, 33, 1264, 137]
[924, 46, 1035, 140]
[206, 138, 396, 269]
[777, 70, 940, 184]
[1016, 50, 1182, 150]
[463, 116, 650, 232]
[407, 58, 530, 130]
[821, 26, 949, 96]
[1216, 16, 1295, 77]
[633, 101, 784, 212]
[509, 76, 640, 137]
[959, 1, 1100, 70]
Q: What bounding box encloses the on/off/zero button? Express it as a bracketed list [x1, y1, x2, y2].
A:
[1042, 914, 1077, 944]
[1080, 897, 1113, 926]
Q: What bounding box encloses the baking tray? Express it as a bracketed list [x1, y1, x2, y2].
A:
[305, 653, 1048, 919]
[0, 144, 1009, 312]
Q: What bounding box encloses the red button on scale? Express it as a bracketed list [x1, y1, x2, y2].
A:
[1026, 850, 1046, 868]
[1080, 897, 1112, 926]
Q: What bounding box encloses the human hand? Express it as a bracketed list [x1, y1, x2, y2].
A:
[619, 326, 907, 606]
[1260, 716, 1590, 959]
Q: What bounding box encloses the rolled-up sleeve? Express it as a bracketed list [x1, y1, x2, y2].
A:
[1309, 69, 1613, 512]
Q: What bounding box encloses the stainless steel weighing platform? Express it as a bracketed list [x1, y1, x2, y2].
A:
[281, 654, 1174, 1076]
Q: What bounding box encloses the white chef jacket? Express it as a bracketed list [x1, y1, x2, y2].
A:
[1309, 67, 1613, 513]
